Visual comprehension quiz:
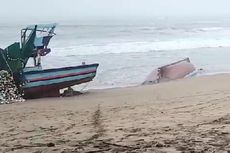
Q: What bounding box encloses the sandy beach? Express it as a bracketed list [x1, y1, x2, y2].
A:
[1, 74, 230, 153]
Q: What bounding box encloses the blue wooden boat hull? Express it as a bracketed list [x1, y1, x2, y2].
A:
[22, 63, 99, 98]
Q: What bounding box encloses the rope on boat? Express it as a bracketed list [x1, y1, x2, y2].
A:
[5, 48, 25, 68]
[80, 83, 89, 92]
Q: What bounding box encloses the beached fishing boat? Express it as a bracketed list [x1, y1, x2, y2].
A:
[0, 24, 99, 98]
[22, 64, 98, 98]
[143, 58, 195, 84]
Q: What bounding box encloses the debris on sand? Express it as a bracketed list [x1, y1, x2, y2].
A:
[61, 87, 83, 97]
[0, 70, 24, 104]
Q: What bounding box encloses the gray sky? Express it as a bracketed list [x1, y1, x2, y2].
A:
[1, 0, 230, 20]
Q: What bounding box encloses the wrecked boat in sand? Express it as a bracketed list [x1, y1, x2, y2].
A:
[143, 58, 196, 85]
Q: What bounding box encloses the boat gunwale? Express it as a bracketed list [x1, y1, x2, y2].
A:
[23, 76, 94, 90]
[27, 70, 97, 83]
[23, 63, 99, 75]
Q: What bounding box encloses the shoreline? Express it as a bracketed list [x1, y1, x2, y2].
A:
[84, 71, 230, 91]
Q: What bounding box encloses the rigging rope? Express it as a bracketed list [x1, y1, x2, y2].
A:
[80, 83, 89, 92]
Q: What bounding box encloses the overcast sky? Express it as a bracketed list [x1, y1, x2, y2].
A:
[1, 0, 230, 20]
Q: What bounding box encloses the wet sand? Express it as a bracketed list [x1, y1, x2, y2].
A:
[1, 74, 230, 152]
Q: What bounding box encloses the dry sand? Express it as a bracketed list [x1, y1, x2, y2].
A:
[1, 74, 230, 153]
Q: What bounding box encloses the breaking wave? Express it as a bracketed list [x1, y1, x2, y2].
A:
[52, 37, 230, 56]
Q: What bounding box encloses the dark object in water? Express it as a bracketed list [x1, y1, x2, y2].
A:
[143, 58, 195, 85]
[46, 142, 55, 147]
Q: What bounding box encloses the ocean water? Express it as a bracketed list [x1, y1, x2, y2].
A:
[1, 17, 230, 89]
